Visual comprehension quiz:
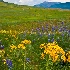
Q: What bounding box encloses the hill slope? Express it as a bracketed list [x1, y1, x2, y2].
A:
[34, 1, 70, 9]
[0, 2, 70, 30]
[34, 1, 60, 8]
[50, 2, 70, 9]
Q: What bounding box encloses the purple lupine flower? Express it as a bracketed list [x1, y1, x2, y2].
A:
[0, 40, 4, 50]
[0, 45, 4, 50]
[51, 38, 54, 42]
[42, 26, 44, 32]
[59, 27, 63, 32]
[48, 39, 51, 42]
[63, 27, 67, 31]
[55, 26, 58, 30]
[46, 24, 48, 28]
[68, 30, 70, 34]
[36, 27, 40, 31]
[61, 21, 64, 25]
[67, 30, 70, 37]
[61, 33, 64, 37]
[45, 24, 48, 31]
[36, 27, 40, 34]
[52, 26, 55, 32]
[6, 59, 12, 68]
[26, 58, 30, 62]
[68, 30, 70, 36]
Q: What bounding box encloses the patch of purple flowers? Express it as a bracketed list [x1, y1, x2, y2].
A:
[6, 59, 12, 70]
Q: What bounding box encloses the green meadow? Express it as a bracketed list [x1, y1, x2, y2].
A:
[0, 2, 70, 30]
[0, 2, 70, 70]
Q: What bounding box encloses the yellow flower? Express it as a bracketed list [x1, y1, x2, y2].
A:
[12, 35, 16, 38]
[9, 30, 12, 34]
[40, 43, 45, 49]
[18, 44, 22, 48]
[10, 44, 17, 50]
[47, 43, 51, 46]
[67, 55, 70, 62]
[21, 46, 26, 49]
[0, 50, 5, 54]
[2, 50, 5, 54]
[5, 38, 8, 40]
[18, 44, 25, 49]
[1, 30, 7, 33]
[66, 51, 70, 62]
[0, 50, 2, 53]
[4, 61, 6, 64]
[41, 53, 45, 59]
[0, 50, 5, 57]
[3, 59, 6, 64]
[21, 40, 31, 44]
[61, 55, 66, 62]
[52, 55, 59, 62]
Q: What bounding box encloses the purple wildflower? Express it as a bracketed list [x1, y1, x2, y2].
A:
[6, 59, 12, 69]
[48, 39, 51, 42]
[0, 45, 4, 50]
[51, 38, 54, 42]
[61, 21, 64, 25]
[52, 26, 55, 32]
[26, 58, 30, 62]
[42, 26, 44, 32]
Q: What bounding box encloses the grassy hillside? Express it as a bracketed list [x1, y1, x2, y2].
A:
[0, 2, 70, 30]
[0, 2, 70, 70]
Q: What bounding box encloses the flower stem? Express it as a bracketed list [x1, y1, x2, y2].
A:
[24, 50, 26, 70]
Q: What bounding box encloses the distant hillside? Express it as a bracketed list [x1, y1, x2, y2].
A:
[34, 1, 60, 8]
[50, 2, 70, 9]
[34, 1, 70, 9]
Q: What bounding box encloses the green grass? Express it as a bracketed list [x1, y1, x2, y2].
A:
[0, 2, 70, 30]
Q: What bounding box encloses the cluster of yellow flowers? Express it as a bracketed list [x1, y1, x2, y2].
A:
[17, 44, 25, 49]
[10, 44, 17, 50]
[0, 30, 27, 35]
[0, 30, 7, 34]
[0, 30, 16, 34]
[0, 50, 5, 57]
[40, 41, 70, 62]
[0, 30, 18, 39]
[10, 39, 31, 50]
[21, 39, 31, 44]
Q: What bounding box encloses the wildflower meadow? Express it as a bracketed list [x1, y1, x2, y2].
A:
[0, 2, 70, 70]
[0, 21, 70, 70]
